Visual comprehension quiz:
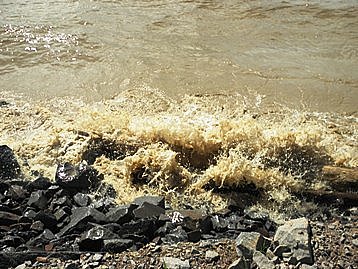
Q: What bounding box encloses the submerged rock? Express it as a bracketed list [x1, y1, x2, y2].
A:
[0, 145, 21, 180]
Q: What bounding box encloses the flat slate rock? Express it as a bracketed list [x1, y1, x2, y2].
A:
[132, 196, 165, 209]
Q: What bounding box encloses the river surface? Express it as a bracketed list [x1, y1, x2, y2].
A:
[1, 0, 357, 111]
[0, 0, 357, 214]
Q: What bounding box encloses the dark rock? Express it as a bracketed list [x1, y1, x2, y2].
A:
[103, 238, 134, 252]
[90, 197, 115, 213]
[0, 100, 10, 107]
[27, 229, 55, 248]
[164, 226, 188, 243]
[26, 177, 52, 191]
[187, 230, 201, 243]
[211, 215, 229, 232]
[51, 196, 72, 208]
[133, 196, 165, 209]
[0, 145, 21, 180]
[0, 235, 24, 248]
[245, 210, 269, 222]
[6, 185, 27, 200]
[119, 218, 158, 237]
[79, 225, 118, 251]
[0, 211, 20, 225]
[236, 232, 271, 258]
[133, 202, 165, 219]
[274, 217, 313, 265]
[27, 190, 48, 209]
[106, 204, 136, 224]
[73, 193, 90, 207]
[55, 162, 102, 192]
[58, 207, 106, 236]
[34, 211, 57, 232]
[30, 220, 44, 232]
[23, 209, 37, 219]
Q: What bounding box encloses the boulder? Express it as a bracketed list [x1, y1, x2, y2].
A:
[26, 177, 52, 191]
[106, 204, 136, 224]
[0, 145, 21, 180]
[57, 207, 106, 236]
[79, 225, 119, 251]
[228, 257, 251, 269]
[235, 232, 271, 258]
[274, 217, 313, 265]
[55, 162, 102, 192]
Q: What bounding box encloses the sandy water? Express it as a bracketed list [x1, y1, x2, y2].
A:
[0, 1, 357, 215]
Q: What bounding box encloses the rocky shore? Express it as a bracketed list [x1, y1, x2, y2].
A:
[0, 145, 357, 269]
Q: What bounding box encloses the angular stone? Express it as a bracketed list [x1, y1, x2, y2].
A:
[73, 193, 90, 207]
[133, 196, 165, 209]
[7, 185, 27, 200]
[54, 208, 69, 223]
[27, 190, 48, 210]
[253, 250, 275, 269]
[0, 211, 20, 226]
[164, 226, 188, 244]
[55, 162, 102, 192]
[79, 226, 118, 251]
[274, 217, 313, 265]
[211, 215, 229, 232]
[106, 204, 136, 224]
[0, 145, 21, 180]
[162, 256, 190, 269]
[133, 202, 165, 219]
[34, 211, 57, 232]
[58, 207, 106, 236]
[30, 220, 44, 232]
[236, 232, 271, 258]
[103, 239, 134, 253]
[26, 177, 52, 191]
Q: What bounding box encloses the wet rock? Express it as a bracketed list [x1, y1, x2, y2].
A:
[79, 226, 119, 251]
[253, 250, 274, 269]
[235, 232, 271, 258]
[58, 207, 106, 236]
[133, 195, 165, 209]
[106, 204, 136, 224]
[162, 256, 190, 269]
[103, 238, 134, 253]
[0, 210, 20, 225]
[73, 193, 90, 207]
[133, 202, 165, 219]
[55, 162, 102, 192]
[27, 190, 48, 210]
[274, 217, 313, 265]
[0, 145, 21, 180]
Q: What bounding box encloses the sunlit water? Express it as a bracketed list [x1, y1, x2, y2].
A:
[0, 0, 357, 214]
